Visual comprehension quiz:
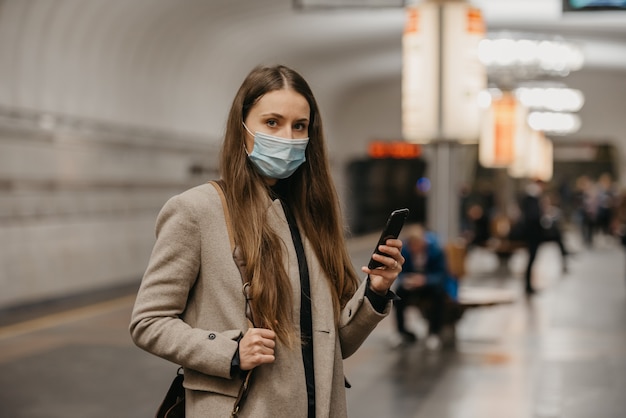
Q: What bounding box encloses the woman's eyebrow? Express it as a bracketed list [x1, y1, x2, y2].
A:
[259, 112, 309, 122]
[260, 112, 284, 119]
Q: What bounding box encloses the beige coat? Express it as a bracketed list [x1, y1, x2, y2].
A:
[130, 183, 390, 418]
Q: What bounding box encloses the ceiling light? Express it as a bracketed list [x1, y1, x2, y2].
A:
[479, 34, 585, 82]
[527, 111, 581, 135]
[515, 87, 585, 112]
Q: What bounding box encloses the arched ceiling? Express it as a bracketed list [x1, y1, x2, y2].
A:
[0, 0, 624, 142]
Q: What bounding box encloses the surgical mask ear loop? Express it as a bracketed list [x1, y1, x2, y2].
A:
[242, 122, 253, 155]
[242, 122, 254, 137]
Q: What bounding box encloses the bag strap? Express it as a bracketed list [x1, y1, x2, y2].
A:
[208, 180, 253, 418]
[209, 180, 254, 325]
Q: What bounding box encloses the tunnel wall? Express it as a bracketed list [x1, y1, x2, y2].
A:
[0, 114, 218, 309]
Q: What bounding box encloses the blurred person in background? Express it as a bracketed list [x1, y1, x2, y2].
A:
[393, 224, 460, 350]
[464, 202, 491, 249]
[130, 64, 405, 418]
[520, 179, 570, 295]
[520, 179, 546, 295]
[611, 188, 626, 273]
[576, 175, 598, 247]
[596, 172, 617, 243]
[540, 192, 570, 273]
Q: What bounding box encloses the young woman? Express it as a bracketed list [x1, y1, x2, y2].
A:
[130, 64, 404, 417]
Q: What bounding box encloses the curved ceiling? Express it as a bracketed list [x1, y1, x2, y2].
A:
[0, 0, 624, 142]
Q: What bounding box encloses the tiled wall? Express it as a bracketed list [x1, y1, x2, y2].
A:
[0, 117, 219, 309]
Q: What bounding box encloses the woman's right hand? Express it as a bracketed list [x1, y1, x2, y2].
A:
[238, 328, 276, 371]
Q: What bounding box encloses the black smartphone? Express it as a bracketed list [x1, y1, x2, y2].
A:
[367, 208, 410, 269]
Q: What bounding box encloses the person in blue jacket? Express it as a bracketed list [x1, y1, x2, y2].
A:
[393, 224, 457, 348]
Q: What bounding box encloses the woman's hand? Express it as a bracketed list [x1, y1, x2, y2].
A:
[238, 328, 276, 371]
[361, 238, 405, 294]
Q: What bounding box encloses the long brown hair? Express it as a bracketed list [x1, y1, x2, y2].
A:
[219, 65, 359, 346]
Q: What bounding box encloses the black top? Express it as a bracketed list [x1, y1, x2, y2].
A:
[281, 200, 316, 418]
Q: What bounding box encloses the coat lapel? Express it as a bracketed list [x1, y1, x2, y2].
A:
[306, 239, 337, 416]
[266, 199, 337, 415]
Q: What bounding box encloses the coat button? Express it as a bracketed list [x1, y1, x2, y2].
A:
[208, 333, 216, 340]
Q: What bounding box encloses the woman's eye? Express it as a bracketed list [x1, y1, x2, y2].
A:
[266, 120, 278, 128]
[294, 122, 307, 131]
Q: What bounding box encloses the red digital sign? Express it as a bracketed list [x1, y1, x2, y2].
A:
[368, 141, 421, 159]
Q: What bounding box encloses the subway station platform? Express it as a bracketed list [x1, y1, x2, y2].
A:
[0, 230, 625, 418]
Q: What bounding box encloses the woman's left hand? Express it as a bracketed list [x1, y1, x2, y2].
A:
[361, 238, 405, 294]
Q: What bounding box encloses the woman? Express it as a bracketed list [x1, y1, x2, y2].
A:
[130, 64, 404, 417]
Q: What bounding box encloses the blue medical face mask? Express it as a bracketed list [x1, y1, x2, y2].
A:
[243, 123, 309, 179]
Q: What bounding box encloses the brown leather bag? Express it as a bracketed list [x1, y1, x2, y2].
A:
[155, 369, 184, 418]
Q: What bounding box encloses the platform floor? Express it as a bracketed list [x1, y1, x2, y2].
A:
[1, 231, 625, 418]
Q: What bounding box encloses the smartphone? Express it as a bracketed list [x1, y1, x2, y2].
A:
[367, 208, 410, 269]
